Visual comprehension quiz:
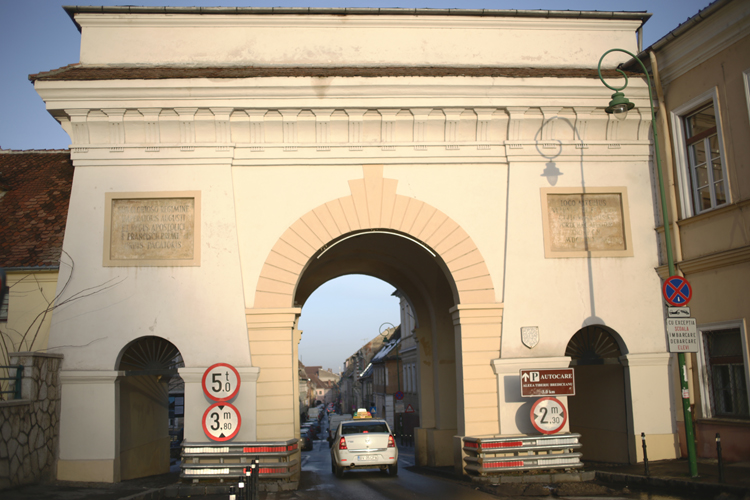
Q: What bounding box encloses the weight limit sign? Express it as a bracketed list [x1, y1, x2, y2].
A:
[202, 402, 241, 441]
[202, 363, 241, 401]
[530, 396, 567, 435]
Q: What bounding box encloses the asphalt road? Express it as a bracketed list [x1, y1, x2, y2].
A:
[262, 436, 500, 500]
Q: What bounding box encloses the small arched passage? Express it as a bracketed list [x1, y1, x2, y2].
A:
[116, 336, 184, 480]
[566, 325, 631, 464]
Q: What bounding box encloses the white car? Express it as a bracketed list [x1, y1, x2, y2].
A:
[330, 417, 398, 477]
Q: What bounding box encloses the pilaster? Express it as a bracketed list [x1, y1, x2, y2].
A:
[450, 303, 504, 437]
[620, 352, 679, 462]
[245, 308, 301, 441]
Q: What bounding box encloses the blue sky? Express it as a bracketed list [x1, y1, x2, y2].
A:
[0, 0, 714, 371]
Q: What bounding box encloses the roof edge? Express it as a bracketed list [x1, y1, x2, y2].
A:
[622, 0, 731, 71]
[62, 5, 651, 33]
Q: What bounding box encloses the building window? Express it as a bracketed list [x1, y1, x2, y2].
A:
[685, 104, 726, 212]
[671, 89, 729, 218]
[0, 292, 8, 321]
[700, 326, 749, 419]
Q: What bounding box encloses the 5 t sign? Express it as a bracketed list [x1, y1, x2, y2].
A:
[202, 363, 241, 401]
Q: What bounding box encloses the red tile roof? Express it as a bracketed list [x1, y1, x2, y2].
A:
[0, 150, 73, 268]
[28, 65, 639, 82]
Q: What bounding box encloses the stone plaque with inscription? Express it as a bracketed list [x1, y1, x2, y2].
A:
[541, 188, 633, 258]
[104, 192, 201, 266]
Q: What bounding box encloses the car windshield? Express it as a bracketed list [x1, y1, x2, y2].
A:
[341, 421, 389, 435]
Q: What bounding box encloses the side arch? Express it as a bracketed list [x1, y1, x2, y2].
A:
[254, 164, 496, 308]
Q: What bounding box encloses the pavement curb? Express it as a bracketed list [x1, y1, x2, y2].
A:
[595, 471, 750, 498]
[118, 487, 166, 500]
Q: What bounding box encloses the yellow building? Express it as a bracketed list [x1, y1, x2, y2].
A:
[625, 0, 750, 462]
[0, 150, 73, 377]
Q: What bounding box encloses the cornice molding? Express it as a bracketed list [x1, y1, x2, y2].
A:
[656, 245, 750, 278]
[75, 13, 641, 32]
[655, 1, 750, 85]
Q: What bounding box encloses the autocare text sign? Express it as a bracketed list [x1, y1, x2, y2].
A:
[520, 368, 575, 397]
[666, 318, 698, 353]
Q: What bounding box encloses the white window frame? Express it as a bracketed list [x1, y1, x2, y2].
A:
[696, 320, 750, 420]
[670, 87, 730, 219]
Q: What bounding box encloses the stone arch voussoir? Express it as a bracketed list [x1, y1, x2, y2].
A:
[254, 165, 496, 308]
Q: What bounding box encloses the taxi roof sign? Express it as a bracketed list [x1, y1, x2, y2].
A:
[353, 408, 372, 419]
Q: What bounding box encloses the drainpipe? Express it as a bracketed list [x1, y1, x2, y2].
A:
[649, 49, 698, 438]
[648, 50, 684, 269]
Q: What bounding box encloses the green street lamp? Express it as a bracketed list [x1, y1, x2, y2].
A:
[597, 48, 698, 478]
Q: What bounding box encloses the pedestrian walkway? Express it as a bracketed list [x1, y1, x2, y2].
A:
[589, 458, 750, 498]
[3, 457, 750, 499]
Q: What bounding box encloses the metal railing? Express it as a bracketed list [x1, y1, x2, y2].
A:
[0, 365, 23, 400]
[463, 433, 583, 475]
[181, 439, 299, 483]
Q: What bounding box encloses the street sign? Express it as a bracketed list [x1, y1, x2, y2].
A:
[202, 363, 241, 401]
[202, 402, 241, 441]
[663, 276, 692, 306]
[666, 318, 698, 353]
[530, 397, 567, 435]
[395, 402, 405, 413]
[668, 306, 690, 318]
[520, 368, 575, 397]
[405, 404, 415, 413]
[394, 391, 404, 401]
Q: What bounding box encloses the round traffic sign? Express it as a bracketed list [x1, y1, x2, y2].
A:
[395, 391, 404, 401]
[530, 397, 567, 435]
[202, 402, 241, 441]
[662, 276, 692, 306]
[202, 363, 241, 401]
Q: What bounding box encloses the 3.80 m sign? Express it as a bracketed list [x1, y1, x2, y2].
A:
[202, 402, 241, 441]
[202, 363, 241, 401]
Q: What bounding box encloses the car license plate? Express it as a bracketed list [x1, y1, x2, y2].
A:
[358, 455, 378, 461]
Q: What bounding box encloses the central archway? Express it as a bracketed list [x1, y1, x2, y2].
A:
[249, 165, 503, 469]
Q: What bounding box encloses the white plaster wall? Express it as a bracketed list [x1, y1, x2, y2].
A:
[75, 14, 639, 68]
[384, 163, 507, 303]
[234, 163, 507, 307]
[58, 372, 119, 461]
[48, 163, 250, 370]
[233, 165, 359, 308]
[502, 160, 667, 358]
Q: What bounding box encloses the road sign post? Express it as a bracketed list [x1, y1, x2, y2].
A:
[661, 275, 697, 476]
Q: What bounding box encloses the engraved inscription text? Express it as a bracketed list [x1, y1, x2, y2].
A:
[110, 198, 195, 260]
[546, 193, 626, 252]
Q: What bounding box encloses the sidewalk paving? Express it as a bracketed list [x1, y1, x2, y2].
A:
[2, 457, 749, 499]
[588, 458, 750, 499]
